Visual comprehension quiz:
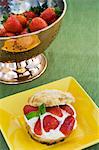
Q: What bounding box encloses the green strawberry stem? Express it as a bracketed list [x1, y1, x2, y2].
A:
[55, 7, 62, 17]
[30, 6, 44, 15]
[1, 14, 9, 24]
[30, 3, 48, 16]
[3, 14, 9, 20]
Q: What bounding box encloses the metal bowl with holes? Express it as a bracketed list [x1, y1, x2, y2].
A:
[0, 0, 67, 84]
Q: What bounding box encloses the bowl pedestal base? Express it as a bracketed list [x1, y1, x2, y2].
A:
[0, 54, 47, 84]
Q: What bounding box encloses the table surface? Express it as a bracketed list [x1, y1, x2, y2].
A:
[0, 0, 99, 149]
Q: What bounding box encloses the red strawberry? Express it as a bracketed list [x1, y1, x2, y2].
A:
[3, 15, 23, 33]
[16, 15, 27, 27]
[60, 116, 75, 136]
[4, 32, 15, 37]
[47, 106, 63, 117]
[23, 105, 38, 115]
[0, 28, 6, 36]
[34, 118, 42, 135]
[43, 115, 59, 132]
[29, 17, 48, 32]
[24, 11, 36, 20]
[21, 28, 28, 35]
[40, 7, 57, 24]
[60, 105, 74, 115]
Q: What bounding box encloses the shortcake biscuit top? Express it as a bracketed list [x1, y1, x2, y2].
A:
[28, 90, 75, 107]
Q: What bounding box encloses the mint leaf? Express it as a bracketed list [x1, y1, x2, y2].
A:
[26, 111, 39, 120]
[39, 104, 46, 115]
[25, 104, 46, 120]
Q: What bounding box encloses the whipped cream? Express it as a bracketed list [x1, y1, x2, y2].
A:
[24, 104, 77, 140]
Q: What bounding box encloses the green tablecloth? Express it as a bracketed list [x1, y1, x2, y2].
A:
[0, 0, 99, 149]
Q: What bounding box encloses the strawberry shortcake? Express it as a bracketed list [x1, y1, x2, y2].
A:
[23, 90, 77, 145]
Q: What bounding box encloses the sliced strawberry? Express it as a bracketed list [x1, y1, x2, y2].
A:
[40, 7, 57, 24]
[34, 118, 42, 135]
[47, 106, 63, 117]
[23, 105, 38, 115]
[60, 105, 74, 115]
[29, 17, 48, 32]
[43, 115, 59, 132]
[3, 15, 23, 33]
[16, 15, 27, 27]
[60, 116, 75, 136]
[24, 11, 36, 20]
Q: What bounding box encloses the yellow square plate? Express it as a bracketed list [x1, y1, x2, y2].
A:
[0, 77, 99, 150]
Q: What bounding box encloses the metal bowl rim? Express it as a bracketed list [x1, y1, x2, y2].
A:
[0, 0, 67, 40]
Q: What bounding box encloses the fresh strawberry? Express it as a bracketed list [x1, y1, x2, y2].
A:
[21, 28, 28, 35]
[0, 28, 15, 37]
[4, 32, 15, 37]
[60, 105, 74, 115]
[60, 116, 75, 136]
[34, 118, 42, 135]
[40, 7, 57, 24]
[29, 17, 48, 32]
[43, 115, 59, 132]
[24, 11, 36, 20]
[0, 28, 6, 36]
[47, 106, 63, 117]
[23, 105, 38, 115]
[16, 15, 27, 27]
[3, 15, 23, 33]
